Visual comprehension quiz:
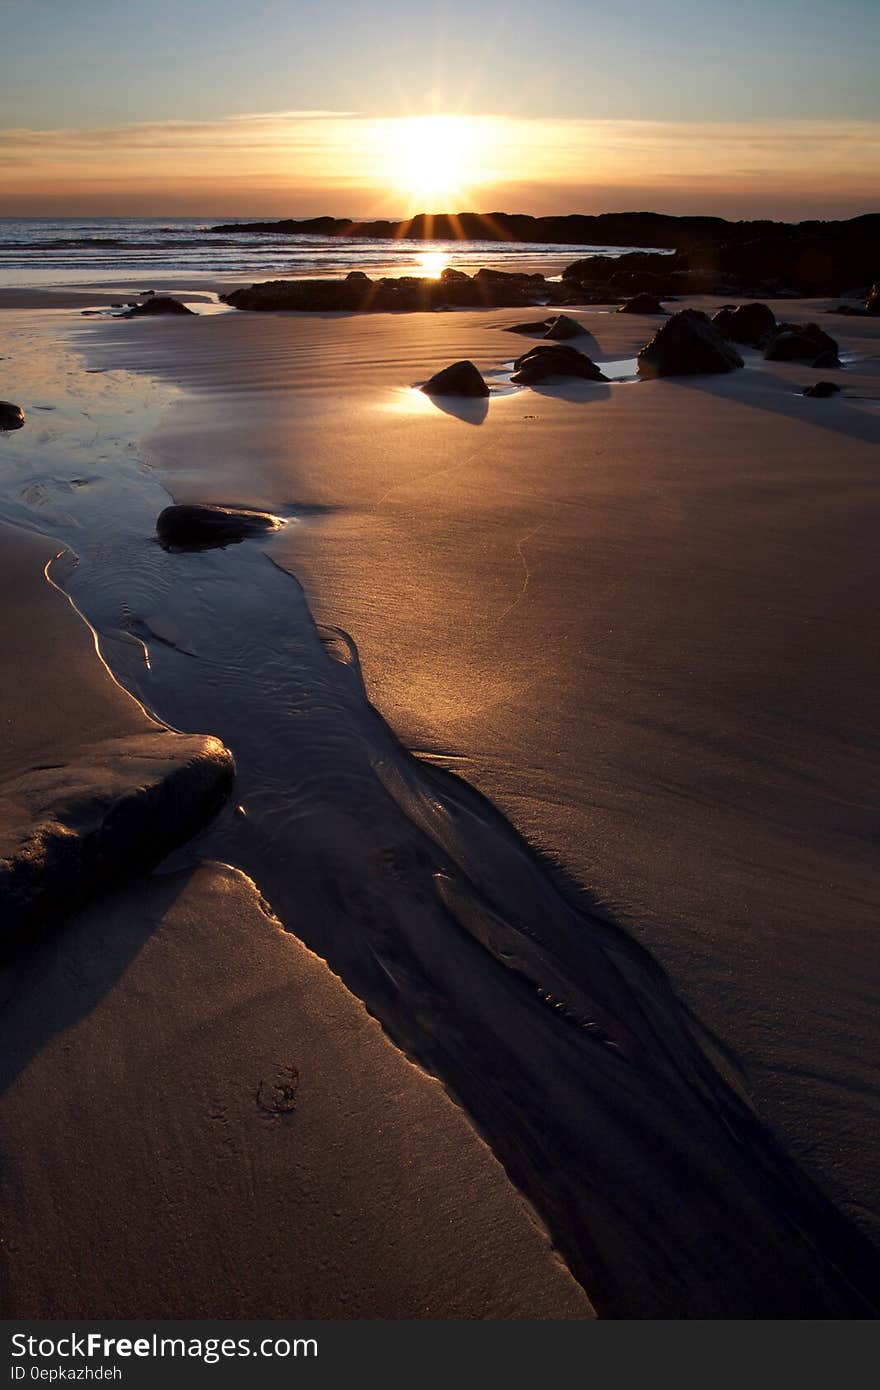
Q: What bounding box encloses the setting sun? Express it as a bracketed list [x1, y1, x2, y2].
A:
[377, 114, 497, 211]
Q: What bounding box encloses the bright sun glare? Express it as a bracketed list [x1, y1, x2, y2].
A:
[382, 115, 494, 211]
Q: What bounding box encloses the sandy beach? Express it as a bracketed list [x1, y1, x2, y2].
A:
[1, 281, 879, 1318]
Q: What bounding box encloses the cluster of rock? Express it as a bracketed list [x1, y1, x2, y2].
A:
[829, 283, 880, 317]
[419, 302, 845, 394]
[223, 267, 584, 313]
[561, 238, 878, 302]
[0, 400, 25, 430]
[708, 303, 841, 366]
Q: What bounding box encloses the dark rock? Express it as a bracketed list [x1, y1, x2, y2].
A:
[543, 313, 583, 340]
[224, 271, 541, 313]
[802, 381, 841, 398]
[124, 296, 195, 318]
[618, 293, 666, 315]
[712, 307, 737, 335]
[866, 283, 880, 315]
[0, 732, 234, 942]
[829, 303, 868, 316]
[764, 322, 838, 362]
[724, 302, 776, 346]
[505, 313, 583, 340]
[421, 361, 489, 397]
[473, 267, 545, 285]
[0, 400, 25, 430]
[637, 310, 744, 378]
[506, 318, 553, 336]
[511, 344, 608, 385]
[157, 504, 281, 551]
[345, 270, 371, 283]
[812, 349, 842, 369]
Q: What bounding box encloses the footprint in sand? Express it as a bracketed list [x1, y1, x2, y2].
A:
[256, 1064, 300, 1116]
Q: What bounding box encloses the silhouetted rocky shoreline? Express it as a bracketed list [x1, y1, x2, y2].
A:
[212, 210, 880, 297]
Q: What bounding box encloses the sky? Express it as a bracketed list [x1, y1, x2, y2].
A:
[1, 0, 878, 218]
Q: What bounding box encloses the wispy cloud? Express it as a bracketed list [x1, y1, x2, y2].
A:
[1, 111, 877, 217]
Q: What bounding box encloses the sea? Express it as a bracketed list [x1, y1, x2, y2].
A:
[0, 216, 660, 289]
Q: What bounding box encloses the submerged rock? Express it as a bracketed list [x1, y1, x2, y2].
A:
[764, 322, 838, 362]
[124, 296, 195, 318]
[421, 361, 490, 397]
[618, 293, 666, 315]
[0, 400, 25, 430]
[0, 732, 234, 942]
[510, 343, 608, 385]
[802, 380, 841, 398]
[157, 503, 281, 550]
[637, 310, 744, 377]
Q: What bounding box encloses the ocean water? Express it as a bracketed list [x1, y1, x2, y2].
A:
[0, 216, 660, 289]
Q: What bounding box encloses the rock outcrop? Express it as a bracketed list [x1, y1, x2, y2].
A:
[637, 310, 744, 378]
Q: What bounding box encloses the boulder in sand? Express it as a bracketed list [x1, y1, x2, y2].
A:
[542, 313, 584, 340]
[718, 302, 777, 346]
[511, 344, 608, 385]
[421, 361, 490, 398]
[0, 731, 234, 942]
[124, 296, 195, 318]
[157, 504, 282, 551]
[0, 400, 25, 430]
[637, 310, 744, 378]
[506, 313, 583, 340]
[764, 322, 838, 362]
[802, 381, 841, 398]
[618, 294, 666, 315]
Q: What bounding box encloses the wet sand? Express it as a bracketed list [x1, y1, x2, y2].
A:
[1, 294, 879, 1316]
[0, 536, 591, 1319]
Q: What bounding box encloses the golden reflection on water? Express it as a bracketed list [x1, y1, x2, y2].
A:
[415, 251, 448, 279]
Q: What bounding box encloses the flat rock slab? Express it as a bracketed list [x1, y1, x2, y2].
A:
[0, 731, 234, 943]
[157, 503, 282, 551]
